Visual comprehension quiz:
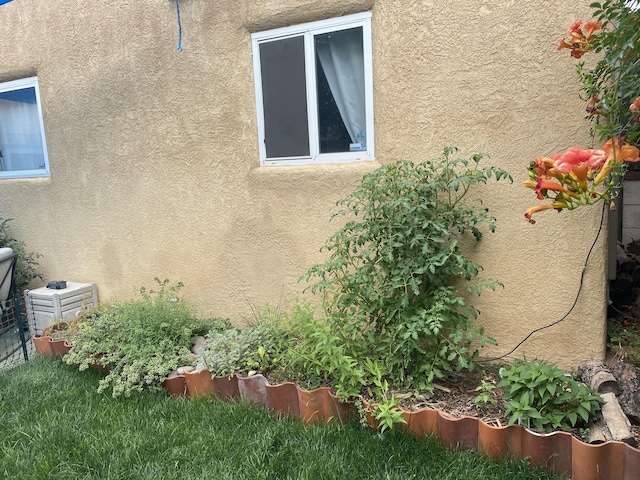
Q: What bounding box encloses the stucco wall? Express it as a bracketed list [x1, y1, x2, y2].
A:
[0, 0, 605, 368]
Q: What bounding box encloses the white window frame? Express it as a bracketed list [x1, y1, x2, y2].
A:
[252, 12, 374, 166]
[0, 76, 50, 179]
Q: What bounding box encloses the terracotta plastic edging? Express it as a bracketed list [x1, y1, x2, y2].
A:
[36, 345, 640, 480]
[33, 335, 52, 356]
[48, 339, 73, 358]
[237, 374, 269, 408]
[172, 368, 640, 479]
[363, 399, 640, 480]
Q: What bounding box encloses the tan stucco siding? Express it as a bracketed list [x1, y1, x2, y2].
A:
[0, 0, 605, 368]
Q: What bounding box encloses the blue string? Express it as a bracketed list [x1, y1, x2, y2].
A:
[175, 0, 183, 51]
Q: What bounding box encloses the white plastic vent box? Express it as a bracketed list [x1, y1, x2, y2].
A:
[24, 282, 98, 334]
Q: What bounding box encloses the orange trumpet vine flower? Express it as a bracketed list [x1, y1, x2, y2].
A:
[631, 97, 640, 122]
[593, 139, 640, 185]
[530, 156, 555, 176]
[533, 178, 571, 200]
[552, 147, 606, 174]
[557, 20, 602, 58]
[525, 204, 555, 224]
[524, 201, 567, 224]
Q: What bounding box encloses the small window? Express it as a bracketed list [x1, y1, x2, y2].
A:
[0, 77, 50, 179]
[252, 12, 374, 165]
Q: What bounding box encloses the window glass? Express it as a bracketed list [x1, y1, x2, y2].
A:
[0, 78, 49, 179]
[259, 36, 310, 158]
[315, 27, 366, 154]
[252, 13, 373, 165]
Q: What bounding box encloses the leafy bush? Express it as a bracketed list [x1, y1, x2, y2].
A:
[64, 279, 221, 397]
[303, 147, 511, 391]
[0, 217, 42, 290]
[498, 361, 604, 432]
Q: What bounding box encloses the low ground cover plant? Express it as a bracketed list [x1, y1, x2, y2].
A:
[201, 318, 291, 377]
[63, 278, 229, 397]
[498, 360, 604, 432]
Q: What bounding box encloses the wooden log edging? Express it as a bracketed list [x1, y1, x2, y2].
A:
[36, 346, 640, 480]
[579, 360, 621, 395]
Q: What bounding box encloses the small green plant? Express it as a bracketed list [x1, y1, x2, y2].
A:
[202, 321, 290, 376]
[0, 217, 42, 290]
[607, 320, 640, 365]
[372, 395, 407, 435]
[303, 147, 511, 391]
[64, 278, 220, 397]
[279, 301, 367, 398]
[474, 380, 497, 408]
[608, 321, 640, 348]
[364, 358, 407, 434]
[498, 361, 604, 432]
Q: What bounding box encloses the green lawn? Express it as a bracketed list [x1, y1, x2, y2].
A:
[0, 357, 562, 480]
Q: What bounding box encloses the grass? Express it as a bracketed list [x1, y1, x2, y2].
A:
[0, 357, 563, 480]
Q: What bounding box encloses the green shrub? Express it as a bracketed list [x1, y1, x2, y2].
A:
[0, 217, 42, 290]
[303, 147, 511, 391]
[498, 360, 604, 432]
[64, 279, 221, 397]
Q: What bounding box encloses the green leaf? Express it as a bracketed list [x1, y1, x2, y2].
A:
[576, 406, 590, 423]
[546, 383, 557, 396]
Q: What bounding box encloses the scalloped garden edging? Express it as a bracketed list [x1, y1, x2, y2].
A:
[166, 367, 640, 479]
[35, 346, 640, 480]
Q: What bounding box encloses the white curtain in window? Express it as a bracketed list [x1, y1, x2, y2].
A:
[316, 28, 366, 145]
[0, 97, 42, 171]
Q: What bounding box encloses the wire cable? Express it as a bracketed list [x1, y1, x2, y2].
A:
[175, 0, 183, 52]
[479, 201, 608, 362]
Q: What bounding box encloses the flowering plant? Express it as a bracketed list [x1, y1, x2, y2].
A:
[556, 20, 603, 59]
[524, 139, 639, 223]
[525, 0, 640, 223]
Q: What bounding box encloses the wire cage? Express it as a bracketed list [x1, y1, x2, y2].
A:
[0, 247, 32, 369]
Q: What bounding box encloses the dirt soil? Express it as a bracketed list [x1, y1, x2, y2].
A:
[395, 369, 507, 426]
